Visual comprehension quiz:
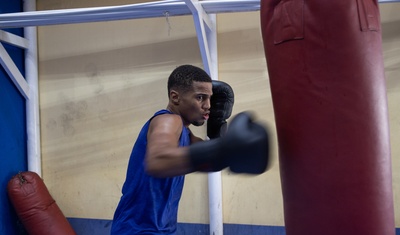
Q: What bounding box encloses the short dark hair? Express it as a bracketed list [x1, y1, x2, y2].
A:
[168, 65, 212, 96]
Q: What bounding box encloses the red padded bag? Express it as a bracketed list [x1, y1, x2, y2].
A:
[7, 171, 76, 235]
[261, 0, 395, 234]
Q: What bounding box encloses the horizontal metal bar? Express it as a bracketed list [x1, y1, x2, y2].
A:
[0, 0, 398, 29]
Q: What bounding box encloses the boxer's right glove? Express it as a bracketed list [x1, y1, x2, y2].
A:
[189, 112, 270, 174]
[207, 80, 234, 139]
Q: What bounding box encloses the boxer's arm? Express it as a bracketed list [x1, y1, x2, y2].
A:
[145, 112, 270, 177]
[145, 114, 193, 178]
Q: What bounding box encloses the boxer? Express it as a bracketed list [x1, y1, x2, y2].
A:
[111, 65, 269, 234]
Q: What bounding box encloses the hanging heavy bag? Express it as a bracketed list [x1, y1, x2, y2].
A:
[260, 0, 395, 235]
[7, 171, 76, 235]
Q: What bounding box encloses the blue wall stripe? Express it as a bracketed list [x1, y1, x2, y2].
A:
[67, 218, 286, 235]
[0, 1, 27, 235]
[224, 223, 285, 235]
[67, 218, 400, 235]
[67, 218, 112, 235]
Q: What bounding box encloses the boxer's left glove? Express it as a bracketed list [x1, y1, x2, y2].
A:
[189, 112, 270, 174]
[207, 80, 234, 139]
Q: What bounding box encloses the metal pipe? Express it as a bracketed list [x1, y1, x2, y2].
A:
[206, 14, 223, 235]
[23, 0, 41, 176]
[1, 0, 397, 29]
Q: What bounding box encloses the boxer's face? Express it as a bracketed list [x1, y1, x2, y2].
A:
[178, 81, 212, 127]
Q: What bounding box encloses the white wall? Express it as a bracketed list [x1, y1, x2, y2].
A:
[381, 3, 400, 227]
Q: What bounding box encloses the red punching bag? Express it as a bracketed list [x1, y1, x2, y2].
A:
[260, 1, 395, 235]
[7, 171, 76, 235]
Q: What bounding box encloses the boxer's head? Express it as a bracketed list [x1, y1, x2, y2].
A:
[167, 64, 212, 97]
[167, 65, 212, 127]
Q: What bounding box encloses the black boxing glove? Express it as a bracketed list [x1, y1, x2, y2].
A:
[207, 80, 234, 139]
[189, 112, 269, 173]
[222, 112, 270, 174]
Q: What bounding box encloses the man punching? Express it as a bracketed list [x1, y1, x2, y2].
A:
[111, 64, 269, 234]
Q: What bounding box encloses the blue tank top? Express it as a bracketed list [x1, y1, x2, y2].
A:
[111, 109, 191, 235]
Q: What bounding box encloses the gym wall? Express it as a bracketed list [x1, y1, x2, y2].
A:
[36, 6, 282, 232]
[32, 0, 400, 234]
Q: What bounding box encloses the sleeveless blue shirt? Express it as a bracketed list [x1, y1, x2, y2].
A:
[111, 109, 191, 235]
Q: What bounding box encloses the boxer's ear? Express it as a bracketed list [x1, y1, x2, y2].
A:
[170, 89, 180, 105]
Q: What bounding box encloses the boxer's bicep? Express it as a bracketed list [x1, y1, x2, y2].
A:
[145, 114, 192, 177]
